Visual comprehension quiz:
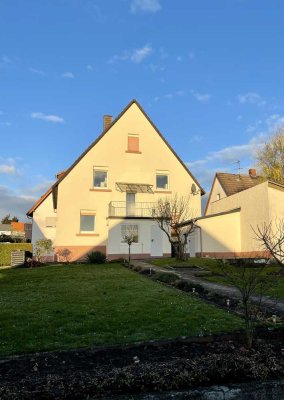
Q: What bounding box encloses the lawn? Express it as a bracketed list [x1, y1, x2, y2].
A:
[0, 263, 243, 356]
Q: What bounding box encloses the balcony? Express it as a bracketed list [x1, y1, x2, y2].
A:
[109, 201, 157, 218]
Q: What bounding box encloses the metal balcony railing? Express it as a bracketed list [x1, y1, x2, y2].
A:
[109, 201, 157, 218]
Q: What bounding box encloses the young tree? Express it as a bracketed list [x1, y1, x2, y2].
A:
[152, 194, 196, 261]
[122, 225, 138, 266]
[256, 128, 284, 184]
[35, 239, 53, 263]
[254, 220, 284, 269]
[218, 259, 274, 348]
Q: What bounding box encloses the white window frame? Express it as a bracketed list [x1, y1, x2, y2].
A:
[156, 172, 169, 190]
[80, 211, 96, 233]
[93, 167, 108, 189]
[121, 224, 139, 243]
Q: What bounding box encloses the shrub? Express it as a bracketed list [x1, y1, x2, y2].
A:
[152, 272, 179, 285]
[85, 251, 106, 264]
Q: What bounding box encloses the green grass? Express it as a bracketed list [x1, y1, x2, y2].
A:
[0, 263, 243, 356]
[149, 257, 221, 269]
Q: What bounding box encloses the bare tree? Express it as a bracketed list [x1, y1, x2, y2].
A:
[254, 219, 284, 269]
[218, 259, 274, 348]
[152, 194, 196, 261]
[122, 225, 138, 266]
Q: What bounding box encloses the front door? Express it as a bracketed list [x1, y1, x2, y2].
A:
[126, 193, 136, 216]
[151, 225, 163, 257]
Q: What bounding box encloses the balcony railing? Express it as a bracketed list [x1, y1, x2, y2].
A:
[109, 201, 157, 218]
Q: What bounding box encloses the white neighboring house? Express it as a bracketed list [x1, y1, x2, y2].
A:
[27, 100, 204, 262]
[0, 224, 12, 236]
[186, 169, 284, 259]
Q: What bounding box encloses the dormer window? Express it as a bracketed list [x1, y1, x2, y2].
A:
[94, 169, 108, 188]
[126, 134, 141, 153]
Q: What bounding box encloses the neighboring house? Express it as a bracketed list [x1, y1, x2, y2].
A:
[24, 222, 32, 242]
[27, 99, 204, 261]
[187, 169, 284, 258]
[0, 224, 12, 236]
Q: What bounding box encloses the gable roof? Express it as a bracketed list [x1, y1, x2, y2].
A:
[216, 172, 262, 196]
[27, 99, 205, 217]
[204, 171, 263, 215]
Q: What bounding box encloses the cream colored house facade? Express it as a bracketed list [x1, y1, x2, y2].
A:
[27, 100, 203, 261]
[187, 171, 284, 258]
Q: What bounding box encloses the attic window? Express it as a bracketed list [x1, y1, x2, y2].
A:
[126, 135, 141, 153]
[216, 193, 220, 201]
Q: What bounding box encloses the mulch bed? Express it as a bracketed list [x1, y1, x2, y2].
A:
[0, 329, 283, 399]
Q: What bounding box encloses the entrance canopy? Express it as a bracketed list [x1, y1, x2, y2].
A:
[115, 182, 154, 193]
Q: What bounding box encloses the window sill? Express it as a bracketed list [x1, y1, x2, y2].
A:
[155, 190, 172, 194]
[76, 233, 100, 237]
[89, 188, 112, 192]
[125, 151, 142, 154]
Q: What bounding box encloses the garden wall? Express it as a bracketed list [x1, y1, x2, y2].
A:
[0, 243, 33, 266]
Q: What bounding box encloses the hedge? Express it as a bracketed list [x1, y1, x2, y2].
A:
[0, 243, 33, 266]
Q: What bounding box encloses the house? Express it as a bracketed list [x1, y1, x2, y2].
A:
[27, 100, 204, 261]
[0, 224, 12, 236]
[187, 169, 284, 259]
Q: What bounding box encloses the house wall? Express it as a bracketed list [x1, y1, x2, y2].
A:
[53, 102, 201, 259]
[188, 210, 242, 258]
[208, 181, 270, 254]
[32, 193, 57, 258]
[268, 183, 284, 221]
[205, 177, 227, 215]
[107, 218, 171, 259]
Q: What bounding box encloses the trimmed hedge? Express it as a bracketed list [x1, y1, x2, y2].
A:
[0, 243, 33, 266]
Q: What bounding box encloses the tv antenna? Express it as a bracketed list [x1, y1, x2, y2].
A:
[232, 160, 243, 178]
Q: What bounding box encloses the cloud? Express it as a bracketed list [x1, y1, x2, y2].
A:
[0, 122, 12, 127]
[0, 55, 12, 68]
[0, 164, 17, 175]
[153, 90, 185, 103]
[31, 112, 65, 124]
[86, 64, 94, 71]
[238, 92, 266, 106]
[108, 44, 153, 64]
[189, 135, 203, 144]
[29, 180, 54, 195]
[0, 185, 36, 221]
[29, 67, 45, 76]
[130, 44, 153, 63]
[130, 0, 161, 13]
[61, 71, 75, 79]
[191, 91, 211, 103]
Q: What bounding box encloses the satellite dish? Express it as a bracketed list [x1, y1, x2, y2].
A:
[191, 183, 197, 195]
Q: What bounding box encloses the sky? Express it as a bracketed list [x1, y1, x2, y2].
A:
[0, 0, 284, 220]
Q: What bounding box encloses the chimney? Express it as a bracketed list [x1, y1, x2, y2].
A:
[103, 115, 112, 131]
[249, 168, 257, 178]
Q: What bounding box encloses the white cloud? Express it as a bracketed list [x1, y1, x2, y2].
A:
[29, 180, 54, 194]
[191, 91, 211, 103]
[109, 44, 153, 64]
[86, 64, 94, 71]
[31, 112, 65, 124]
[265, 114, 284, 131]
[238, 92, 266, 106]
[61, 71, 75, 79]
[0, 164, 17, 175]
[189, 135, 203, 144]
[130, 44, 152, 63]
[130, 0, 161, 13]
[29, 67, 45, 76]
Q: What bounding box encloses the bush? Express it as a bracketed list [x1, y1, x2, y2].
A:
[174, 279, 207, 294]
[85, 251, 106, 264]
[0, 243, 33, 266]
[152, 272, 179, 285]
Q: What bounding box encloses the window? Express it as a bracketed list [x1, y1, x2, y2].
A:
[216, 193, 221, 201]
[156, 174, 169, 190]
[127, 135, 140, 153]
[94, 170, 108, 188]
[80, 214, 95, 232]
[45, 217, 57, 228]
[121, 224, 138, 243]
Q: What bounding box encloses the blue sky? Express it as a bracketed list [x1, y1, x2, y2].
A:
[1, 0, 284, 220]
